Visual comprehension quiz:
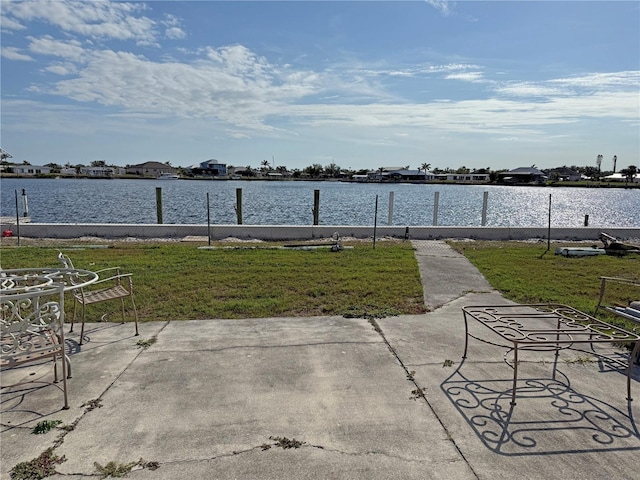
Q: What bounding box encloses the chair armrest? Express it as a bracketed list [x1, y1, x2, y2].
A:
[88, 273, 133, 287]
[596, 276, 640, 313]
[94, 266, 121, 275]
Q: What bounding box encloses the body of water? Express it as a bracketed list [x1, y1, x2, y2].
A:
[1, 178, 638, 228]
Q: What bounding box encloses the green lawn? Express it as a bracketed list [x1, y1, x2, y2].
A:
[448, 240, 640, 331]
[0, 241, 426, 321]
[2, 240, 638, 331]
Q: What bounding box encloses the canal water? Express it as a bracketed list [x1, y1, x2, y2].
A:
[1, 178, 638, 228]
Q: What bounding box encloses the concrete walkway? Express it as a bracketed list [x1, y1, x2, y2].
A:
[1, 241, 639, 479]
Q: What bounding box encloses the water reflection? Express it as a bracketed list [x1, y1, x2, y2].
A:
[1, 178, 638, 227]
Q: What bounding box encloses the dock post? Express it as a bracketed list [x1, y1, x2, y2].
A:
[433, 192, 439, 226]
[235, 188, 243, 225]
[156, 187, 163, 224]
[373, 194, 378, 249]
[206, 192, 211, 245]
[313, 189, 320, 225]
[14, 190, 21, 246]
[21, 189, 29, 217]
[388, 191, 394, 225]
[481, 191, 489, 226]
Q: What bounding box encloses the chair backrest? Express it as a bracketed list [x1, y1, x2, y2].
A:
[58, 252, 75, 269]
[57, 252, 85, 289]
[1, 283, 65, 360]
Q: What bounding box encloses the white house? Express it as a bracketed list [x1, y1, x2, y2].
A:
[6, 165, 51, 175]
[603, 173, 639, 183]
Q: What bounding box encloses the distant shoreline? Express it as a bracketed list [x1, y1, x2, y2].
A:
[1, 173, 638, 189]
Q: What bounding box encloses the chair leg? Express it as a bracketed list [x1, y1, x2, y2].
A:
[65, 354, 72, 379]
[70, 299, 78, 333]
[79, 303, 87, 346]
[60, 351, 69, 410]
[130, 294, 139, 337]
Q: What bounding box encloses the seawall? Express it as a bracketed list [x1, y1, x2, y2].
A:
[1, 222, 639, 242]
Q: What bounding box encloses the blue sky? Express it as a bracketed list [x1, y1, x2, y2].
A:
[1, 0, 638, 172]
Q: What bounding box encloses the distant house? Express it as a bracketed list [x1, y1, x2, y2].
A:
[6, 165, 51, 176]
[228, 166, 254, 178]
[498, 167, 547, 184]
[80, 166, 115, 177]
[187, 159, 227, 176]
[433, 173, 490, 182]
[127, 161, 176, 177]
[548, 168, 581, 182]
[367, 168, 431, 182]
[603, 173, 639, 183]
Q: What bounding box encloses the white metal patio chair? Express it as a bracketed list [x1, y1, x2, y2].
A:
[58, 252, 139, 345]
[1, 283, 70, 409]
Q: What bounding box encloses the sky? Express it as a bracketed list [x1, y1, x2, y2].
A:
[1, 0, 639, 172]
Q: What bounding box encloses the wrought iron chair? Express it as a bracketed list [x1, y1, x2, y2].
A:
[58, 253, 139, 345]
[1, 283, 70, 409]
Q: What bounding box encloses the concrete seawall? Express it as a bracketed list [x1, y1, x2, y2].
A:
[1, 222, 638, 241]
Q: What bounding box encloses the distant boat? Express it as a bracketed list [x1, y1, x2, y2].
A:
[157, 173, 179, 180]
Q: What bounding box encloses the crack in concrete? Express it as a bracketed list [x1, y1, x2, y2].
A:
[152, 340, 383, 354]
[366, 318, 481, 480]
[6, 323, 174, 479]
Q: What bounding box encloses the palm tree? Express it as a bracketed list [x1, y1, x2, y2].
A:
[420, 163, 431, 176]
[621, 165, 638, 185]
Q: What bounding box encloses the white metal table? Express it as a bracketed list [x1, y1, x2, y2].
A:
[462, 303, 640, 406]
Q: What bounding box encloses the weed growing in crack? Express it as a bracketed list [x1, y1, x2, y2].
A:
[136, 337, 157, 349]
[81, 398, 103, 412]
[343, 306, 400, 320]
[93, 458, 158, 478]
[138, 459, 160, 471]
[406, 370, 416, 381]
[410, 387, 427, 401]
[268, 436, 306, 449]
[442, 359, 455, 368]
[564, 355, 596, 365]
[10, 448, 66, 480]
[94, 460, 138, 479]
[31, 420, 62, 435]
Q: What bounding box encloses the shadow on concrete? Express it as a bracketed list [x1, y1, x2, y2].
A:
[441, 358, 640, 456]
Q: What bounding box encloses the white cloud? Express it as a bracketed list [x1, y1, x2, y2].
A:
[1, 46, 33, 61]
[44, 63, 78, 76]
[496, 84, 566, 97]
[496, 72, 640, 98]
[0, 14, 26, 31]
[424, 0, 453, 16]
[28, 36, 86, 61]
[3, 0, 159, 45]
[165, 27, 186, 40]
[445, 71, 485, 83]
[550, 71, 640, 89]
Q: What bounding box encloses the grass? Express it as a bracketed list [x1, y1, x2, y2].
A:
[448, 240, 640, 331]
[0, 240, 426, 322]
[2, 239, 638, 330]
